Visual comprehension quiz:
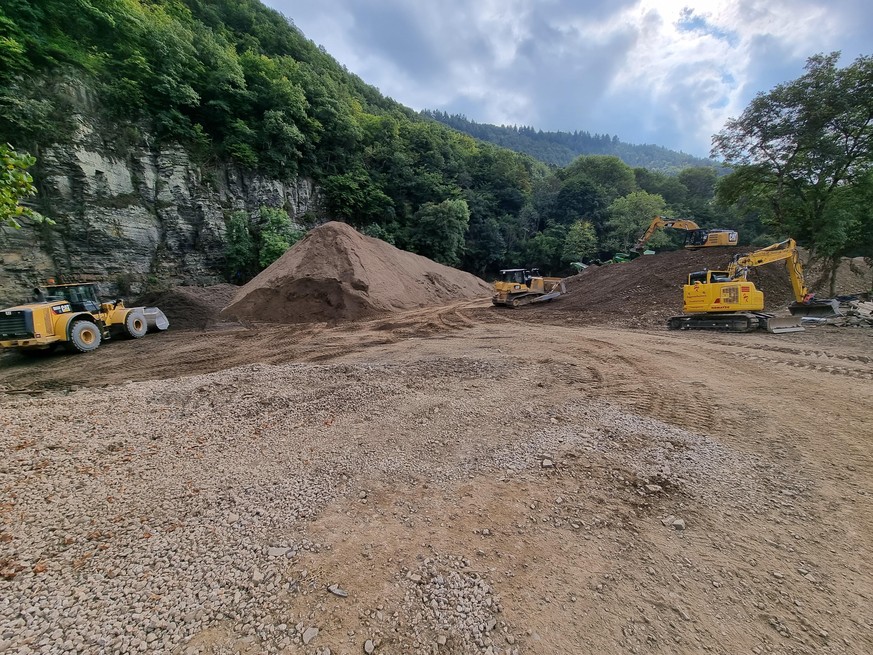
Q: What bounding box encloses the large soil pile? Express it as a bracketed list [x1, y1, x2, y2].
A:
[222, 221, 492, 324]
[134, 284, 240, 330]
[528, 247, 816, 328]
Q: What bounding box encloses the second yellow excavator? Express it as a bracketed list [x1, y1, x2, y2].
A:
[633, 216, 738, 252]
[667, 239, 840, 333]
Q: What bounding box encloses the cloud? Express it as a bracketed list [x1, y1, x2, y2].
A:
[271, 0, 872, 157]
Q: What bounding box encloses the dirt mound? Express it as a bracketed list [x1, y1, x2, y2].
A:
[527, 247, 815, 328]
[803, 252, 872, 296]
[134, 284, 240, 330]
[222, 221, 491, 324]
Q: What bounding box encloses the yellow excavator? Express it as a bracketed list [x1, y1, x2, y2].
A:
[667, 239, 840, 333]
[492, 268, 566, 308]
[0, 282, 169, 354]
[633, 216, 738, 252]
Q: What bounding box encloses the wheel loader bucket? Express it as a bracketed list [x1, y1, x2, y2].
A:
[143, 307, 170, 332]
[788, 299, 842, 318]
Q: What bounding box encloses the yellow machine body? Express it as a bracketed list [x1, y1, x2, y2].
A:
[633, 216, 739, 252]
[668, 239, 840, 333]
[0, 283, 167, 354]
[682, 270, 764, 313]
[492, 269, 565, 308]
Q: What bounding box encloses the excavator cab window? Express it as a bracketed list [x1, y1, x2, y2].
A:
[686, 230, 708, 246]
[688, 271, 708, 285]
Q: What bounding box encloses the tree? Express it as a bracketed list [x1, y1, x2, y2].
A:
[1, 143, 42, 229]
[257, 206, 303, 268]
[561, 220, 598, 263]
[224, 210, 257, 281]
[604, 191, 668, 252]
[712, 52, 873, 264]
[409, 198, 470, 266]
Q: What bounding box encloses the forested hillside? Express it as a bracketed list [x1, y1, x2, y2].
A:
[0, 0, 753, 287]
[423, 111, 716, 171]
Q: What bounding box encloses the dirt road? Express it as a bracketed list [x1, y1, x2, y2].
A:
[1, 301, 871, 655]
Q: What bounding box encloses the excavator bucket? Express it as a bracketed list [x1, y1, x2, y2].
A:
[788, 299, 842, 318]
[142, 307, 170, 332]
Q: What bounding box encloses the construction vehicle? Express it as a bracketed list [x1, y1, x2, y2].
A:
[0, 282, 169, 354]
[492, 268, 566, 308]
[667, 239, 840, 333]
[633, 216, 738, 252]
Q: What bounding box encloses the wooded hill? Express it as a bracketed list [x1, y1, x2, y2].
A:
[0, 0, 752, 281]
[422, 111, 716, 171]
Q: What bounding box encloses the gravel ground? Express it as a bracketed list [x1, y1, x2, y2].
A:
[2, 313, 871, 655]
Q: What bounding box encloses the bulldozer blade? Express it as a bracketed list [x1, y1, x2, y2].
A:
[788, 299, 842, 318]
[763, 315, 804, 334]
[143, 307, 170, 332]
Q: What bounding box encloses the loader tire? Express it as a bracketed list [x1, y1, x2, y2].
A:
[68, 321, 101, 353]
[123, 310, 148, 338]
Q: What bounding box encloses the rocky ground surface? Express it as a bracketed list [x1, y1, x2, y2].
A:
[1, 300, 871, 655]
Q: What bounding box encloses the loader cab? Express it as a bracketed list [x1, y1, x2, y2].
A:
[45, 284, 101, 313]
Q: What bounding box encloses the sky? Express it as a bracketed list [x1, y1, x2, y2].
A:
[264, 1, 872, 158]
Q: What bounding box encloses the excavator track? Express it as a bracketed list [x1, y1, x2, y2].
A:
[667, 312, 804, 333]
[667, 313, 760, 332]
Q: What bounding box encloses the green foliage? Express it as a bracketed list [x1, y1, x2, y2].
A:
[0, 143, 44, 229]
[362, 222, 397, 245]
[0, 0, 746, 281]
[424, 110, 716, 171]
[562, 220, 598, 263]
[712, 52, 873, 259]
[604, 191, 668, 252]
[224, 210, 257, 280]
[257, 206, 303, 268]
[409, 199, 471, 266]
[522, 224, 566, 273]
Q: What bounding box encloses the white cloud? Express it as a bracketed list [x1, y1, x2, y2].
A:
[269, 0, 870, 156]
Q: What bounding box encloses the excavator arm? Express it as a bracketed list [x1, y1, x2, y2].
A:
[633, 216, 701, 252]
[726, 239, 810, 303]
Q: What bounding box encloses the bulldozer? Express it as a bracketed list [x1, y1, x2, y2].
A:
[633, 216, 738, 253]
[667, 239, 840, 333]
[0, 282, 169, 355]
[492, 268, 566, 308]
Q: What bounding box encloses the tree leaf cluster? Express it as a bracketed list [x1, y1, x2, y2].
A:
[0, 0, 747, 278]
[712, 52, 873, 266]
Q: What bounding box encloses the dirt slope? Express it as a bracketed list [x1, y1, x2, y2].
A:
[221, 221, 491, 324]
[527, 248, 810, 328]
[133, 284, 240, 330]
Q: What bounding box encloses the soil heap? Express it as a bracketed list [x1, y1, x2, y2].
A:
[221, 221, 491, 324]
[134, 284, 240, 330]
[529, 247, 809, 328]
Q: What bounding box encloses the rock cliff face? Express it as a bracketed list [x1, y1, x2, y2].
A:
[0, 102, 321, 306]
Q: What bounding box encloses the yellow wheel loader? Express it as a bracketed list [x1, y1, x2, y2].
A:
[492, 268, 566, 308]
[667, 239, 840, 333]
[0, 282, 169, 355]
